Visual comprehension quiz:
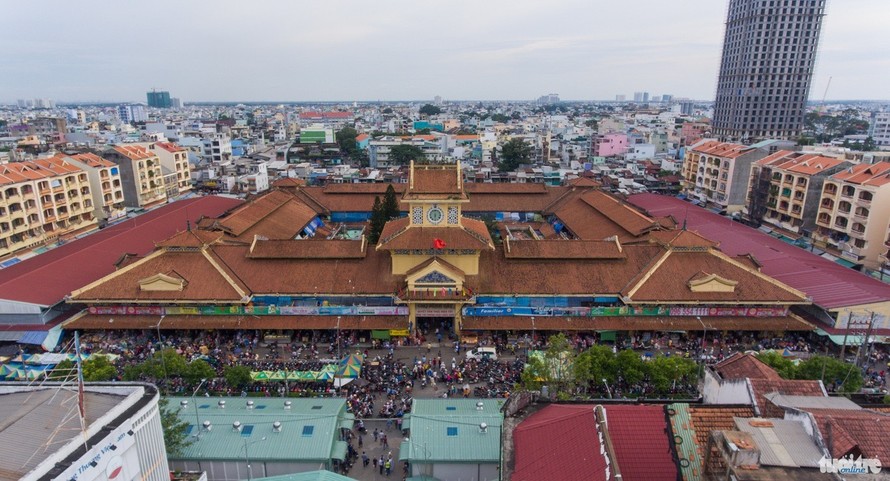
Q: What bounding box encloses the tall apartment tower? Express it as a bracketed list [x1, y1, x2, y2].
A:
[712, 0, 826, 142]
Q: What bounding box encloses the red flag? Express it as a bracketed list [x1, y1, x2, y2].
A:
[433, 238, 446, 249]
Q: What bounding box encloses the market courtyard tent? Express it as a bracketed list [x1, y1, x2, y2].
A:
[336, 354, 364, 378]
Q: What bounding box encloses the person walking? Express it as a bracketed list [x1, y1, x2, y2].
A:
[384, 458, 392, 477]
[382, 433, 389, 448]
[372, 456, 378, 470]
[379, 456, 385, 475]
[362, 451, 369, 467]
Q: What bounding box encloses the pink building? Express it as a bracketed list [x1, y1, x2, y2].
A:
[593, 133, 628, 157]
[681, 122, 712, 146]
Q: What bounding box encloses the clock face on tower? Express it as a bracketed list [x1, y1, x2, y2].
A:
[427, 205, 444, 224]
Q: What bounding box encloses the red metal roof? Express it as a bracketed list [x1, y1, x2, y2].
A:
[0, 196, 242, 306]
[605, 405, 679, 481]
[513, 405, 608, 481]
[628, 193, 890, 309]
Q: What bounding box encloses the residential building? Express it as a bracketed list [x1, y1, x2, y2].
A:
[679, 121, 711, 146]
[872, 111, 890, 147]
[746, 150, 849, 233]
[680, 140, 767, 212]
[118, 104, 147, 124]
[166, 397, 353, 481]
[712, 0, 827, 141]
[298, 111, 354, 129]
[104, 144, 168, 208]
[299, 124, 335, 144]
[0, 383, 169, 481]
[591, 132, 628, 158]
[146, 142, 193, 197]
[814, 161, 890, 268]
[202, 134, 233, 164]
[146, 90, 172, 108]
[0, 157, 97, 258]
[66, 152, 127, 222]
[401, 399, 503, 481]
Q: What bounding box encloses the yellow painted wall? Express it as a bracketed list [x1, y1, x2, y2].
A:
[391, 253, 480, 276]
[831, 300, 890, 330]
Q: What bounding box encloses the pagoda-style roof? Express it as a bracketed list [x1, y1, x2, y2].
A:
[404, 161, 468, 201]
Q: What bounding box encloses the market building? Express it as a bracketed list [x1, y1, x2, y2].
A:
[65, 162, 812, 340]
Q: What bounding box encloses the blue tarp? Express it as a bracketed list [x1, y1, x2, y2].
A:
[18, 331, 49, 345]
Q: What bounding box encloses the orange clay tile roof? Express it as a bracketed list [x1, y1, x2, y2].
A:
[715, 353, 784, 381]
[247, 239, 366, 259]
[376, 217, 493, 251]
[642, 229, 719, 248]
[30, 155, 85, 175]
[830, 161, 890, 186]
[685, 405, 757, 473]
[804, 408, 890, 461]
[271, 177, 306, 188]
[623, 249, 808, 303]
[66, 314, 404, 330]
[208, 190, 317, 239]
[755, 151, 847, 175]
[749, 379, 826, 417]
[0, 157, 84, 186]
[112, 144, 156, 160]
[580, 190, 659, 236]
[153, 141, 185, 152]
[355, 133, 369, 142]
[71, 250, 248, 302]
[461, 315, 812, 331]
[69, 152, 116, 168]
[155, 229, 225, 248]
[408, 165, 463, 195]
[503, 239, 625, 259]
[690, 140, 748, 159]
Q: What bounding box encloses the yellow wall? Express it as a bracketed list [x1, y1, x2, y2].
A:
[391, 253, 480, 276]
[831, 300, 890, 330]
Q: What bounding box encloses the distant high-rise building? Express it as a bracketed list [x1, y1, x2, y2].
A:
[170, 97, 182, 109]
[434, 95, 443, 106]
[537, 93, 560, 104]
[615, 95, 626, 102]
[679, 101, 696, 116]
[633, 92, 643, 102]
[146, 90, 172, 108]
[118, 104, 147, 124]
[642, 92, 649, 103]
[713, 0, 826, 142]
[662, 94, 673, 103]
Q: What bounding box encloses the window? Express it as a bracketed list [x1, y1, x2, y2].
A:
[412, 207, 423, 224]
[241, 425, 254, 437]
[312, 405, 323, 410]
[302, 425, 315, 437]
[446, 406, 457, 411]
[447, 206, 459, 225]
[446, 427, 458, 436]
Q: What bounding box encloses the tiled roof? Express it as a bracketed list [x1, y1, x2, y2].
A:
[715, 353, 783, 381]
[684, 404, 756, 474]
[408, 165, 463, 195]
[69, 152, 116, 168]
[690, 140, 748, 159]
[755, 151, 847, 175]
[604, 405, 679, 481]
[376, 217, 493, 251]
[153, 141, 185, 152]
[0, 196, 241, 306]
[579, 190, 659, 236]
[805, 408, 890, 461]
[552, 192, 656, 242]
[749, 379, 825, 417]
[629, 193, 890, 309]
[155, 229, 224, 248]
[247, 239, 366, 259]
[112, 144, 156, 160]
[513, 405, 608, 481]
[643, 229, 718, 248]
[271, 177, 306, 188]
[210, 190, 317, 239]
[830, 161, 890, 186]
[0, 156, 84, 186]
[503, 239, 625, 259]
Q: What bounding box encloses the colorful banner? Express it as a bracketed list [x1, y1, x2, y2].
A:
[389, 329, 410, 337]
[463, 305, 789, 318]
[88, 305, 407, 316]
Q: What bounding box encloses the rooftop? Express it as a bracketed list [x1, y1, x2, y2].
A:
[401, 399, 504, 464]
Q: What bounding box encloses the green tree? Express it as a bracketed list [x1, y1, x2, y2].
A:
[382, 184, 400, 220]
[335, 126, 359, 157]
[521, 333, 576, 398]
[796, 355, 864, 393]
[185, 359, 216, 385]
[490, 113, 510, 123]
[756, 351, 797, 379]
[81, 355, 118, 381]
[159, 398, 194, 457]
[647, 355, 698, 394]
[382, 107, 393, 114]
[616, 349, 646, 386]
[367, 196, 386, 244]
[224, 365, 252, 390]
[389, 145, 426, 165]
[499, 138, 532, 172]
[419, 104, 442, 116]
[574, 345, 619, 388]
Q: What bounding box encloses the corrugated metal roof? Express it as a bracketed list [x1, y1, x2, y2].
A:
[764, 393, 861, 410]
[252, 470, 358, 481]
[167, 396, 347, 462]
[402, 399, 503, 463]
[733, 417, 824, 468]
[667, 403, 703, 481]
[629, 194, 890, 309]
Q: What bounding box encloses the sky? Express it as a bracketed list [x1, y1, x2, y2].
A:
[2, 0, 888, 103]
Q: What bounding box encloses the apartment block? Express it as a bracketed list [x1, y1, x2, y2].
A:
[872, 112, 890, 147]
[681, 140, 766, 213]
[103, 145, 167, 209]
[814, 162, 890, 268]
[746, 151, 848, 233]
[0, 157, 97, 258]
[65, 152, 127, 222]
[146, 142, 193, 198]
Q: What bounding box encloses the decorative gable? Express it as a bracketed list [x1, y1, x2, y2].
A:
[688, 272, 738, 293]
[139, 272, 187, 291]
[416, 270, 455, 284]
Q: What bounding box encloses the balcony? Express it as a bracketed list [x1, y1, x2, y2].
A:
[849, 229, 866, 239]
[857, 196, 872, 207]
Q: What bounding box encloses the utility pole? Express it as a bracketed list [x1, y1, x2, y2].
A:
[839, 312, 853, 362]
[857, 311, 877, 368]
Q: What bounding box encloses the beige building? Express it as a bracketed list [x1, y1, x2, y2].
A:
[745, 151, 849, 234]
[0, 157, 97, 258]
[145, 142, 192, 198]
[103, 145, 167, 209]
[681, 140, 766, 213]
[65, 153, 127, 223]
[814, 161, 890, 268]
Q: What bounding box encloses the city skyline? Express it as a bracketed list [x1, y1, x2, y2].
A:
[2, 0, 889, 103]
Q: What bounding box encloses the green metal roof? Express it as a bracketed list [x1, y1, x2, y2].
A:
[166, 396, 348, 463]
[401, 399, 504, 463]
[667, 403, 701, 481]
[254, 470, 358, 481]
